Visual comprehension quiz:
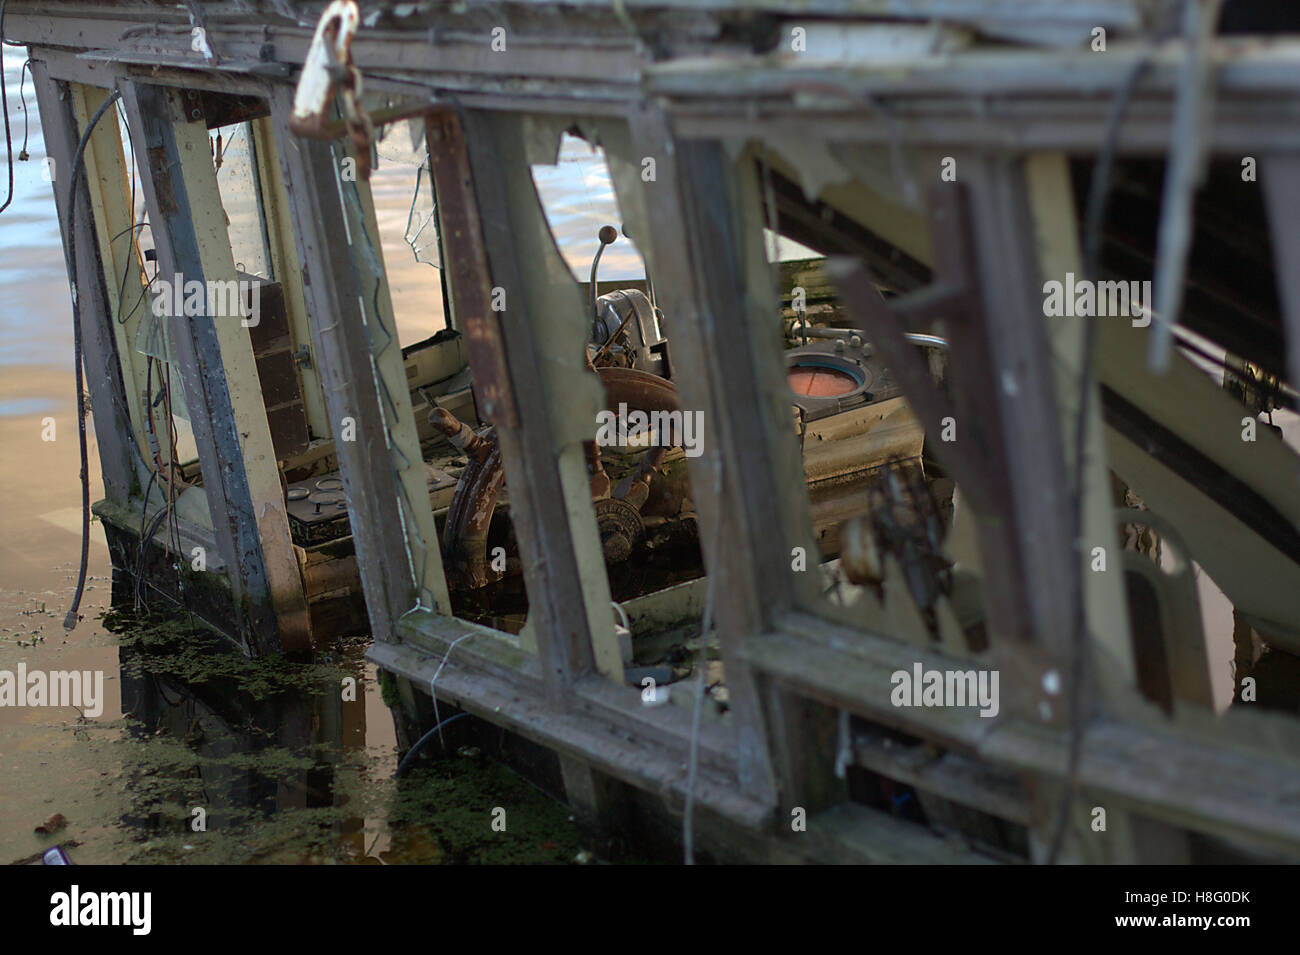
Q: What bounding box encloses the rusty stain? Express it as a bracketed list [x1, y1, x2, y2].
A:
[146, 146, 179, 214]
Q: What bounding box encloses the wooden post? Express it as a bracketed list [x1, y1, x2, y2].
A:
[266, 86, 445, 643]
[627, 109, 788, 807]
[65, 81, 158, 492]
[1024, 152, 1135, 689]
[250, 116, 333, 443]
[559, 755, 631, 857]
[118, 80, 309, 654]
[455, 108, 622, 692]
[30, 66, 139, 505]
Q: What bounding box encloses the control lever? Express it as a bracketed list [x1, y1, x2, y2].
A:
[589, 224, 618, 323]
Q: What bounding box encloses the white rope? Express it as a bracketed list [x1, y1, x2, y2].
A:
[428, 631, 477, 748]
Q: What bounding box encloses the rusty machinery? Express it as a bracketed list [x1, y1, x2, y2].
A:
[436, 221, 951, 595]
[438, 225, 693, 591]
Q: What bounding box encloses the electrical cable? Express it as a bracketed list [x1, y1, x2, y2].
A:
[59, 88, 123, 631]
[394, 712, 469, 777]
[0, 0, 15, 215]
[18, 58, 30, 157]
[133, 506, 172, 608]
[162, 358, 186, 586]
[134, 467, 158, 609]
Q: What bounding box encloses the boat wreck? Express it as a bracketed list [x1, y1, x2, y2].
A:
[10, 0, 1300, 862]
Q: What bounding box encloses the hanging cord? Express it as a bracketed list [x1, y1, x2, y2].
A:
[60, 88, 123, 631]
[134, 467, 158, 610]
[425, 630, 477, 752]
[1044, 45, 1158, 866]
[163, 359, 185, 583]
[0, 0, 14, 215]
[683, 457, 724, 865]
[17, 58, 30, 157]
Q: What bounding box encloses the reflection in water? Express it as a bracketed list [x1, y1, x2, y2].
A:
[104, 573, 582, 864]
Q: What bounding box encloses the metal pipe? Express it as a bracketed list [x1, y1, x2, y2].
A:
[430, 406, 493, 462]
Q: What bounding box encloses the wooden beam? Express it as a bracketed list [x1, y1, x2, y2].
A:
[943, 161, 1079, 724]
[250, 116, 331, 443]
[669, 99, 1300, 155]
[801, 803, 997, 864]
[456, 108, 622, 691]
[30, 66, 139, 506]
[394, 608, 741, 779]
[266, 85, 436, 641]
[745, 612, 1300, 856]
[118, 80, 306, 654]
[851, 728, 1032, 826]
[647, 41, 1300, 103]
[63, 81, 157, 493]
[368, 638, 772, 829]
[627, 109, 782, 806]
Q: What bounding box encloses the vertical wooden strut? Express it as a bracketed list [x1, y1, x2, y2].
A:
[453, 108, 618, 692]
[29, 67, 138, 506]
[268, 85, 434, 643]
[627, 110, 785, 808]
[120, 81, 310, 654]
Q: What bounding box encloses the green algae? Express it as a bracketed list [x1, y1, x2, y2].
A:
[15, 606, 592, 865]
[105, 607, 352, 700]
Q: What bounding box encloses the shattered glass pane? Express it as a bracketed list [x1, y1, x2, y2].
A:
[211, 122, 272, 279]
[373, 119, 441, 270]
[405, 160, 441, 269]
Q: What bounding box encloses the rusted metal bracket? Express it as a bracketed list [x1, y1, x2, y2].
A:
[289, 0, 377, 178]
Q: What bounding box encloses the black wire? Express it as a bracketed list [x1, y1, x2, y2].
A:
[108, 219, 149, 244]
[133, 506, 171, 611]
[134, 466, 158, 609]
[120, 266, 161, 326]
[162, 359, 184, 583]
[394, 712, 469, 777]
[60, 88, 123, 631]
[0, 0, 13, 215]
[18, 58, 29, 156]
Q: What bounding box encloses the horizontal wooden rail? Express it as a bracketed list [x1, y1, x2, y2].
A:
[744, 611, 1300, 855]
[374, 616, 771, 828]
